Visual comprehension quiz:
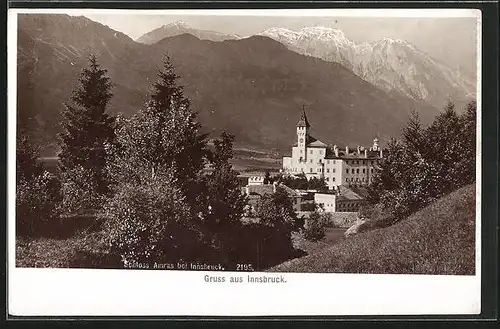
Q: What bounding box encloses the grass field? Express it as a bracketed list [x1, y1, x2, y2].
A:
[292, 228, 347, 255]
[270, 183, 476, 275]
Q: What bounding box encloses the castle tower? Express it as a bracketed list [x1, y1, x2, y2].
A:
[372, 137, 380, 151]
[296, 108, 310, 161]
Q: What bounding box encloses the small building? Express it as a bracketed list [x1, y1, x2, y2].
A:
[314, 192, 337, 213]
[314, 186, 367, 213]
[248, 176, 265, 186]
[278, 185, 303, 212]
[335, 186, 367, 212]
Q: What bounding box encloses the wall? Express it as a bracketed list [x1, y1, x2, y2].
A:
[314, 193, 337, 213]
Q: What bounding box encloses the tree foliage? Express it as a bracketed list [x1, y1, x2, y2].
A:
[101, 169, 203, 266]
[58, 54, 116, 202]
[368, 101, 477, 223]
[303, 211, 326, 241]
[276, 173, 327, 191]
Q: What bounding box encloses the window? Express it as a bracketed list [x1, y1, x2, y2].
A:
[327, 160, 330, 164]
[371, 168, 374, 173]
[351, 169, 355, 174]
[356, 169, 359, 174]
[356, 160, 359, 164]
[346, 169, 349, 174]
[363, 168, 366, 173]
[310, 168, 313, 173]
[332, 160, 336, 164]
[362, 160, 365, 165]
[326, 177, 329, 182]
[371, 161, 374, 165]
[310, 150, 313, 154]
[332, 177, 336, 182]
[317, 168, 321, 173]
[327, 168, 330, 173]
[310, 159, 313, 163]
[332, 168, 336, 173]
[300, 149, 303, 154]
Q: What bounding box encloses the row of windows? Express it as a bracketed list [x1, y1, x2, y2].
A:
[299, 149, 325, 155]
[338, 203, 360, 209]
[346, 177, 369, 183]
[345, 168, 374, 174]
[325, 177, 336, 182]
[346, 160, 376, 165]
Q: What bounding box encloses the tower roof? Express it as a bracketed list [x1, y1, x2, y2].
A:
[297, 109, 310, 128]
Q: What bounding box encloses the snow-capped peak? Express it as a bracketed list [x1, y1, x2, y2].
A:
[256, 24, 475, 107]
[163, 20, 190, 29]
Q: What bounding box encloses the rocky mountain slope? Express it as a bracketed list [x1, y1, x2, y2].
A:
[136, 20, 240, 44]
[17, 14, 438, 154]
[258, 26, 476, 109]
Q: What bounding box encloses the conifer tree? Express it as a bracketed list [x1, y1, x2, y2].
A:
[204, 132, 248, 227]
[456, 100, 476, 185]
[58, 54, 115, 198]
[112, 56, 208, 194]
[426, 101, 462, 194]
[402, 110, 425, 157]
[16, 59, 44, 182]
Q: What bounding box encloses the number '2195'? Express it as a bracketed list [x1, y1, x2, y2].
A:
[236, 264, 254, 271]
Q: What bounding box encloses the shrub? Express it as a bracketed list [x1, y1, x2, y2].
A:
[303, 212, 326, 242]
[60, 165, 104, 216]
[100, 170, 204, 267]
[16, 171, 61, 237]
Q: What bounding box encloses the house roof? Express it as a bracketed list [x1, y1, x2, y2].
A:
[336, 186, 365, 201]
[277, 184, 301, 197]
[247, 184, 274, 197]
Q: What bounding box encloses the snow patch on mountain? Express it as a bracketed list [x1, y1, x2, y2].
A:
[258, 26, 476, 108]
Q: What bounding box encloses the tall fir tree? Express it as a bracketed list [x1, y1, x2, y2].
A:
[58, 54, 115, 196]
[457, 100, 477, 185]
[111, 56, 208, 193]
[426, 101, 463, 194]
[402, 110, 426, 157]
[17, 59, 44, 182]
[204, 132, 248, 227]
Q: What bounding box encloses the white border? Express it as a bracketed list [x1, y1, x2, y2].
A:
[8, 8, 482, 317]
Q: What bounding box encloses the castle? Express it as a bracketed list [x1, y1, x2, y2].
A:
[282, 110, 383, 190]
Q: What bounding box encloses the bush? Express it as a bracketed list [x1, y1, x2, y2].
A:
[60, 165, 104, 216]
[101, 170, 204, 267]
[304, 212, 326, 242]
[16, 171, 61, 237]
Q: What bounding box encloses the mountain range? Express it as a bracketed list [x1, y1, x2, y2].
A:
[136, 20, 240, 44]
[259, 26, 476, 109]
[18, 14, 446, 154]
[134, 22, 475, 109]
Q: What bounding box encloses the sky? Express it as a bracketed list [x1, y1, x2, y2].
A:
[83, 11, 479, 77]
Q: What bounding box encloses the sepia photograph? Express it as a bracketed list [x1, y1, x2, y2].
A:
[8, 8, 482, 316]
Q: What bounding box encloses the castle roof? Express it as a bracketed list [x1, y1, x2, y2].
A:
[324, 147, 381, 159]
[308, 140, 328, 147]
[296, 109, 310, 128]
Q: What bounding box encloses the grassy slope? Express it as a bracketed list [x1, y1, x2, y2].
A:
[270, 183, 476, 275]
